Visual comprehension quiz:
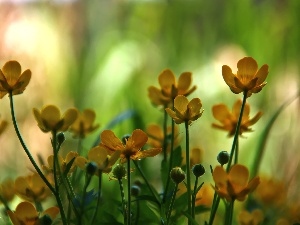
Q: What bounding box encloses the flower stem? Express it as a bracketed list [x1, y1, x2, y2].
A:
[162, 105, 168, 162]
[91, 171, 102, 224]
[127, 157, 131, 225]
[208, 194, 220, 225]
[118, 178, 127, 224]
[234, 138, 239, 165]
[79, 174, 92, 225]
[225, 201, 234, 225]
[226, 91, 248, 171]
[185, 121, 192, 225]
[166, 183, 178, 225]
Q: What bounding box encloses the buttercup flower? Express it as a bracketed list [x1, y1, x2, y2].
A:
[238, 209, 264, 225]
[195, 184, 214, 207]
[148, 69, 196, 106]
[75, 146, 120, 174]
[33, 105, 78, 133]
[43, 151, 79, 175]
[7, 201, 59, 225]
[212, 99, 262, 136]
[165, 95, 203, 125]
[100, 129, 161, 162]
[0, 60, 31, 98]
[14, 173, 51, 202]
[213, 164, 260, 202]
[0, 178, 15, 204]
[222, 57, 268, 97]
[70, 109, 99, 138]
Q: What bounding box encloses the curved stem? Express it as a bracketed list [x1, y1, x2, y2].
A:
[185, 121, 192, 225]
[166, 183, 178, 225]
[91, 171, 102, 224]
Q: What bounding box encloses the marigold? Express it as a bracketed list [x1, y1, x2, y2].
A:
[0, 60, 31, 98]
[212, 99, 262, 136]
[165, 95, 203, 125]
[213, 164, 260, 202]
[222, 57, 268, 97]
[33, 105, 78, 133]
[100, 129, 161, 162]
[75, 146, 120, 174]
[148, 69, 196, 106]
[14, 173, 51, 202]
[7, 201, 59, 225]
[70, 109, 99, 138]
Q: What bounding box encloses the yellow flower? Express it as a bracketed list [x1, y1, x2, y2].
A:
[14, 173, 51, 202]
[43, 151, 79, 175]
[148, 69, 196, 106]
[0, 117, 8, 136]
[33, 105, 78, 133]
[222, 57, 268, 97]
[195, 184, 214, 207]
[146, 123, 180, 152]
[212, 164, 260, 202]
[70, 109, 99, 138]
[165, 95, 203, 125]
[0, 179, 15, 203]
[75, 146, 120, 174]
[0, 60, 31, 98]
[212, 99, 262, 136]
[7, 201, 59, 225]
[238, 209, 264, 225]
[100, 129, 161, 162]
[182, 147, 203, 168]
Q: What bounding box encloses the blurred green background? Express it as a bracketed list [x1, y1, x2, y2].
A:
[0, 0, 299, 195]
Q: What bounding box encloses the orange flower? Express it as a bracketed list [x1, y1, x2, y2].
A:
[7, 201, 59, 225]
[14, 173, 51, 202]
[165, 95, 203, 125]
[43, 151, 79, 175]
[76, 146, 120, 174]
[148, 69, 196, 106]
[0, 60, 31, 98]
[195, 184, 214, 207]
[212, 99, 262, 136]
[33, 105, 78, 133]
[212, 164, 260, 202]
[100, 129, 161, 162]
[222, 57, 268, 97]
[0, 178, 15, 203]
[70, 109, 99, 138]
[238, 209, 264, 225]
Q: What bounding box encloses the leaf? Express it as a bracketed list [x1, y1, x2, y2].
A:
[181, 211, 199, 225]
[194, 205, 211, 214]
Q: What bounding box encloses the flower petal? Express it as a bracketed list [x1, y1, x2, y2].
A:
[15, 202, 38, 221]
[61, 108, 78, 131]
[130, 129, 148, 149]
[1, 61, 21, 87]
[41, 105, 61, 130]
[212, 104, 231, 122]
[187, 98, 202, 118]
[131, 148, 161, 160]
[174, 95, 188, 116]
[213, 166, 228, 188]
[88, 146, 108, 166]
[75, 156, 88, 170]
[236, 57, 258, 81]
[228, 164, 249, 188]
[101, 130, 124, 151]
[12, 69, 31, 94]
[158, 69, 175, 90]
[255, 64, 269, 85]
[177, 72, 192, 92]
[42, 207, 60, 220]
[222, 65, 236, 89]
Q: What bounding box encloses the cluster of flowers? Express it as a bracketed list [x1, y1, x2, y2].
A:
[0, 58, 298, 225]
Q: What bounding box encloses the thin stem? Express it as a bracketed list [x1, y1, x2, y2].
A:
[118, 178, 127, 224]
[91, 171, 102, 224]
[134, 197, 140, 225]
[162, 105, 168, 162]
[127, 157, 131, 225]
[79, 174, 92, 225]
[166, 183, 178, 225]
[226, 91, 248, 171]
[185, 121, 192, 225]
[225, 201, 234, 225]
[208, 194, 220, 225]
[234, 138, 239, 165]
[191, 178, 201, 219]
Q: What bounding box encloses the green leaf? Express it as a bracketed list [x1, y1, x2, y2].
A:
[181, 211, 199, 225]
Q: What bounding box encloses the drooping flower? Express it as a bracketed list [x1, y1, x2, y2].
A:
[70, 109, 99, 138]
[0, 60, 31, 98]
[7, 201, 59, 225]
[100, 129, 161, 162]
[14, 173, 51, 202]
[33, 105, 78, 133]
[212, 99, 262, 136]
[148, 69, 196, 106]
[165, 95, 203, 125]
[0, 178, 15, 204]
[222, 57, 268, 97]
[212, 164, 260, 202]
[43, 151, 79, 175]
[238, 209, 264, 225]
[75, 146, 120, 174]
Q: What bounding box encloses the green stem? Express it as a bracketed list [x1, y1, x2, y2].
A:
[226, 91, 248, 171]
[234, 138, 239, 165]
[79, 174, 92, 225]
[91, 171, 102, 224]
[166, 183, 178, 225]
[162, 105, 168, 162]
[127, 157, 131, 225]
[208, 193, 220, 225]
[185, 121, 192, 225]
[225, 201, 234, 225]
[134, 197, 140, 225]
[0, 195, 10, 211]
[118, 178, 127, 224]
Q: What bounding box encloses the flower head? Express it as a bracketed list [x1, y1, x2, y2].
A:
[0, 60, 31, 98]
[7, 201, 59, 225]
[70, 109, 99, 138]
[43, 151, 79, 175]
[222, 57, 268, 97]
[33, 105, 78, 133]
[212, 99, 262, 136]
[75, 146, 120, 174]
[14, 173, 51, 202]
[166, 95, 203, 125]
[0, 178, 15, 204]
[195, 184, 214, 207]
[100, 129, 161, 163]
[148, 69, 196, 107]
[213, 164, 260, 202]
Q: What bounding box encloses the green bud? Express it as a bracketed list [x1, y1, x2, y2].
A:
[39, 214, 52, 225]
[170, 167, 186, 184]
[86, 161, 98, 175]
[192, 164, 205, 177]
[131, 185, 141, 197]
[122, 134, 131, 145]
[112, 164, 126, 180]
[217, 151, 229, 166]
[57, 132, 65, 145]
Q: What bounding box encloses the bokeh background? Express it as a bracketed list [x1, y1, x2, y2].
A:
[0, 0, 299, 210]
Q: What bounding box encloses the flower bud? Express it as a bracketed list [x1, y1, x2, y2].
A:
[85, 161, 98, 175]
[170, 167, 186, 184]
[131, 185, 141, 197]
[217, 151, 229, 166]
[57, 132, 65, 145]
[122, 134, 131, 145]
[112, 164, 126, 180]
[192, 164, 205, 177]
[39, 214, 52, 225]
